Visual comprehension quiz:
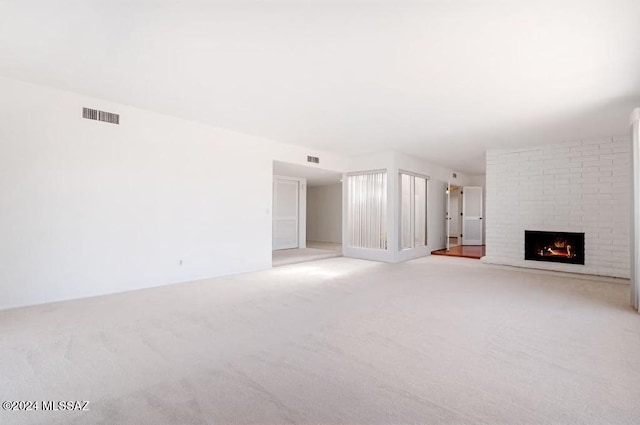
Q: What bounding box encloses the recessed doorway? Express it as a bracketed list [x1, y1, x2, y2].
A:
[448, 185, 462, 247]
[272, 161, 343, 267]
[432, 182, 485, 259]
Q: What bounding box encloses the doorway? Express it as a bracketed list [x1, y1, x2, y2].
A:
[433, 183, 485, 259]
[448, 185, 462, 247]
[272, 161, 343, 266]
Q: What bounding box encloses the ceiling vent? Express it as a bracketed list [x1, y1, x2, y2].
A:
[307, 155, 320, 164]
[82, 107, 119, 125]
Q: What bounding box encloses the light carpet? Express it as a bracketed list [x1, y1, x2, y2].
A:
[272, 244, 342, 267]
[1, 256, 639, 424]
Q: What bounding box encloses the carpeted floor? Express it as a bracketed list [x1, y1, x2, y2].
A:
[272, 241, 342, 267]
[1, 256, 639, 424]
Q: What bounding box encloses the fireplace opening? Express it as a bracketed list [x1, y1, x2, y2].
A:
[524, 230, 585, 265]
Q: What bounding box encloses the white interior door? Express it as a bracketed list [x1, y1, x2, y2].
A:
[273, 178, 299, 250]
[462, 186, 483, 245]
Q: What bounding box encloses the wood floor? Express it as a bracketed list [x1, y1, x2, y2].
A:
[431, 244, 486, 259]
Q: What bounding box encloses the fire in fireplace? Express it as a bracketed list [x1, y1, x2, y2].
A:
[524, 230, 585, 265]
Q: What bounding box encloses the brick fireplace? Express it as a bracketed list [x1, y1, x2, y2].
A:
[483, 137, 631, 278]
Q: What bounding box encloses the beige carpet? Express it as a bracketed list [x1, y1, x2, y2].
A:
[1, 256, 639, 424]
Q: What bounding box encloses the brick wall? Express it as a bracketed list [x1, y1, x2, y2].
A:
[483, 137, 631, 278]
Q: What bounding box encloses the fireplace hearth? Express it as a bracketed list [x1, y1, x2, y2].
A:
[524, 230, 585, 265]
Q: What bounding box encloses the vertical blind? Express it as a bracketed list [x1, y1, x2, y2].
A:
[348, 171, 387, 250]
[400, 173, 427, 250]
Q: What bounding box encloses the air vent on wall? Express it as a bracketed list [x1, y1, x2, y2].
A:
[307, 155, 320, 164]
[82, 107, 119, 125]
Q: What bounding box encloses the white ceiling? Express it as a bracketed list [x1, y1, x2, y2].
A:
[274, 161, 342, 187]
[1, 1, 639, 174]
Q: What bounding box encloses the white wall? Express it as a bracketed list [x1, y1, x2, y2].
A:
[483, 137, 631, 278]
[0, 76, 350, 310]
[307, 183, 342, 244]
[0, 74, 489, 309]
